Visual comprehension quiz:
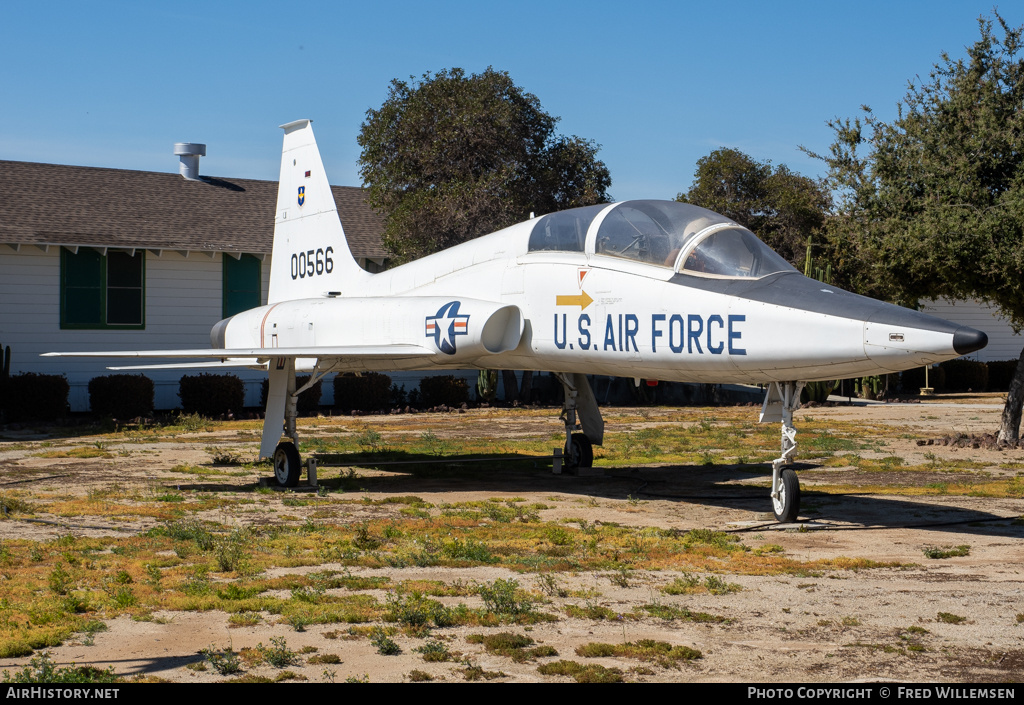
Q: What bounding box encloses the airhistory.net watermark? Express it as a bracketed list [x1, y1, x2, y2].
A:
[4, 687, 119, 699]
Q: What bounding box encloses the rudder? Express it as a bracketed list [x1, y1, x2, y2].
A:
[268, 119, 370, 304]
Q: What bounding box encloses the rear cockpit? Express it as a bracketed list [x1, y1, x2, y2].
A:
[527, 200, 796, 279]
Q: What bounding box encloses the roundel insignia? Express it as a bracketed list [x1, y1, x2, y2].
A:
[297, 186, 305, 206]
[425, 301, 470, 355]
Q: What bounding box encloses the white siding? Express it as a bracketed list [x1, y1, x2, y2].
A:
[921, 298, 1022, 362]
[0, 248, 271, 411]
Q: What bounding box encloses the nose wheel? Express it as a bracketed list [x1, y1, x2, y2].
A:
[274, 441, 301, 487]
[761, 381, 805, 523]
[564, 432, 594, 469]
[772, 467, 800, 522]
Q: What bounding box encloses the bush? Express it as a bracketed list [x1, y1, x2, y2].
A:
[900, 365, 945, 393]
[418, 375, 469, 407]
[333, 372, 391, 412]
[2, 651, 120, 683]
[88, 374, 154, 419]
[0, 373, 69, 422]
[939, 359, 988, 392]
[260, 375, 322, 416]
[178, 373, 244, 417]
[986, 359, 1020, 392]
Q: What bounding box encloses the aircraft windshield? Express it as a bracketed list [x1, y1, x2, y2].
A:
[528, 204, 606, 252]
[682, 227, 797, 278]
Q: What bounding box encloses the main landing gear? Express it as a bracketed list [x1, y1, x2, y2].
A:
[260, 357, 332, 488]
[760, 381, 806, 522]
[274, 441, 301, 487]
[554, 372, 604, 470]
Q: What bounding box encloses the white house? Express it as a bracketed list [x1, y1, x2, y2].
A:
[920, 298, 1022, 363]
[0, 155, 387, 412]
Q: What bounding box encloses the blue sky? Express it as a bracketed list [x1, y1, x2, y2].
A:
[2, 1, 1019, 202]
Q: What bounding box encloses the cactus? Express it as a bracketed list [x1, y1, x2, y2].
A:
[802, 380, 837, 403]
[804, 238, 834, 285]
[802, 242, 836, 398]
[856, 375, 882, 399]
[1, 343, 9, 385]
[477, 369, 498, 404]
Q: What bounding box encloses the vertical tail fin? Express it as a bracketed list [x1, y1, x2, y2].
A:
[268, 119, 371, 304]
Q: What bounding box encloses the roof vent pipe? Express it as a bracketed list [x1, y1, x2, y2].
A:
[174, 142, 207, 181]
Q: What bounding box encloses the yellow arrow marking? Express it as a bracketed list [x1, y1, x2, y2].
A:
[556, 291, 594, 310]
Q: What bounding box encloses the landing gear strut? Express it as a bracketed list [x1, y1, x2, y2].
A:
[259, 357, 333, 487]
[554, 372, 603, 470]
[760, 381, 805, 522]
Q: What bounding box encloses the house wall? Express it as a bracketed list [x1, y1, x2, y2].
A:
[920, 298, 1022, 362]
[0, 247, 272, 412]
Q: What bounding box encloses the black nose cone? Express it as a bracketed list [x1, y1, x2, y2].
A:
[952, 326, 988, 355]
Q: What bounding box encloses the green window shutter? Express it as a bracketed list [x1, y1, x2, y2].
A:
[223, 254, 262, 318]
[60, 247, 145, 329]
[61, 248, 103, 327]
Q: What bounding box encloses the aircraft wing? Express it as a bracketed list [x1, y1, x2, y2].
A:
[43, 345, 436, 372]
[42, 345, 435, 361]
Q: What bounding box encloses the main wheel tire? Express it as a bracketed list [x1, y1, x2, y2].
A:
[274, 442, 302, 487]
[564, 433, 594, 468]
[772, 467, 800, 522]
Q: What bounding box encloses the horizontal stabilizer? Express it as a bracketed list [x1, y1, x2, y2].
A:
[107, 360, 266, 371]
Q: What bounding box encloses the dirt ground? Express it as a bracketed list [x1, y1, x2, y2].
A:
[1, 396, 1022, 683]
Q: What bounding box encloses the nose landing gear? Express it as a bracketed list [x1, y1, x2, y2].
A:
[554, 372, 603, 470]
[761, 381, 805, 522]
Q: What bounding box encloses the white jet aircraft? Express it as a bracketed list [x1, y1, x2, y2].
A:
[47, 119, 988, 522]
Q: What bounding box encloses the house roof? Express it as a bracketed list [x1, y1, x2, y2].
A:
[0, 160, 386, 259]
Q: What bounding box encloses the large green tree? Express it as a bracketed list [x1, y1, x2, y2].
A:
[676, 148, 831, 267]
[358, 67, 611, 264]
[808, 14, 1024, 442]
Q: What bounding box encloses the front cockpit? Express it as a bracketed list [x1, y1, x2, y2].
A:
[527, 200, 797, 279]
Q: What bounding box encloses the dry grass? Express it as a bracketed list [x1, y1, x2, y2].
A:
[1, 403, 1020, 678]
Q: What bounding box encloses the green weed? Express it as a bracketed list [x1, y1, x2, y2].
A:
[201, 645, 243, 675]
[257, 637, 297, 667]
[537, 660, 623, 683]
[2, 652, 119, 683]
[923, 545, 970, 559]
[478, 579, 533, 617]
[369, 627, 401, 655]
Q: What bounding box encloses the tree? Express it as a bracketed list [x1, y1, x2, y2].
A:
[676, 148, 831, 266]
[358, 67, 612, 264]
[808, 14, 1024, 442]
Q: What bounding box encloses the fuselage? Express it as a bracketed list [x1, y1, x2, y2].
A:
[217, 200, 986, 383]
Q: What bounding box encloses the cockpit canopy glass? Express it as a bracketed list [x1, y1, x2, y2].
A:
[681, 227, 797, 278]
[527, 203, 606, 252]
[594, 200, 725, 266]
[526, 200, 796, 279]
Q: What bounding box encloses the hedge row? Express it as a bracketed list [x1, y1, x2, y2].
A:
[333, 373, 391, 412]
[178, 373, 245, 417]
[89, 374, 154, 419]
[418, 375, 469, 407]
[0, 373, 69, 422]
[259, 375, 323, 416]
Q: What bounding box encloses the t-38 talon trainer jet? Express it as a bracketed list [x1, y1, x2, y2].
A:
[46, 119, 988, 522]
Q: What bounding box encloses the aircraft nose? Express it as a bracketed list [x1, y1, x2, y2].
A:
[952, 326, 988, 355]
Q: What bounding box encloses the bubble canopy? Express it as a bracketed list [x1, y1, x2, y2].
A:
[527, 200, 797, 279]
